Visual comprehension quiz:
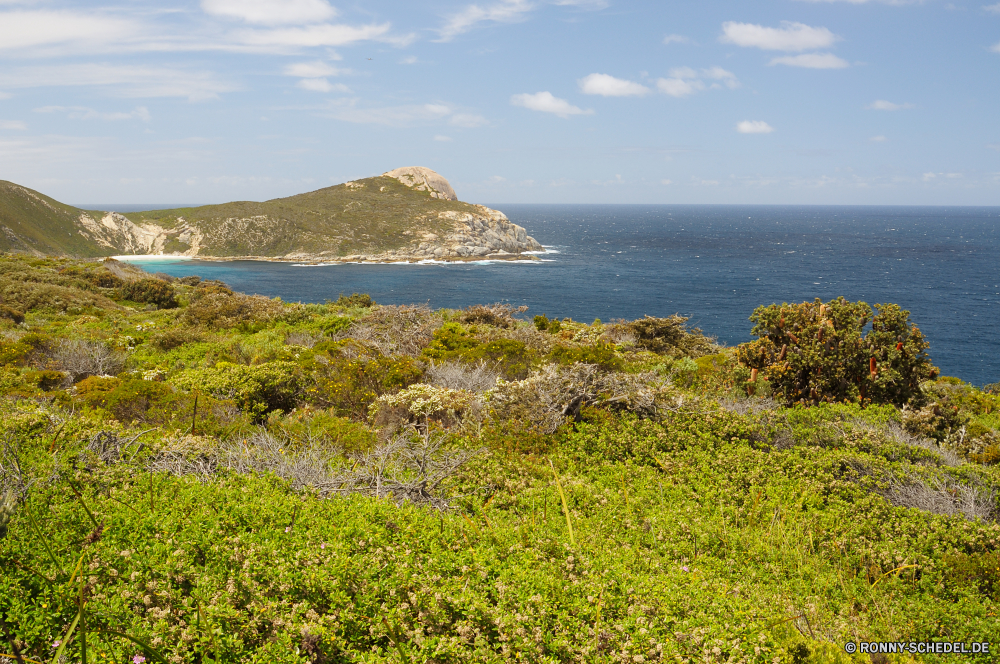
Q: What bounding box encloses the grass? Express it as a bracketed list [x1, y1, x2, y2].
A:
[0, 252, 998, 663]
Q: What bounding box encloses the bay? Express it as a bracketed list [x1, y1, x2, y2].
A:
[124, 204, 1000, 387]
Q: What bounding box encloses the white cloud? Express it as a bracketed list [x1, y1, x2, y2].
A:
[434, 135, 453, 142]
[720, 21, 839, 51]
[0, 10, 139, 54]
[233, 23, 393, 48]
[35, 105, 151, 121]
[866, 99, 914, 110]
[992, 41, 1000, 53]
[449, 113, 489, 127]
[296, 78, 349, 93]
[202, 0, 336, 25]
[737, 120, 775, 134]
[656, 67, 737, 97]
[769, 53, 850, 68]
[510, 91, 593, 118]
[284, 61, 344, 78]
[436, 0, 533, 42]
[0, 120, 26, 130]
[922, 172, 936, 181]
[986, 3, 1000, 13]
[656, 77, 704, 97]
[578, 73, 649, 97]
[870, 135, 888, 142]
[701, 66, 740, 88]
[663, 34, 691, 45]
[0, 64, 237, 100]
[661, 179, 673, 185]
[988, 143, 1000, 151]
[400, 55, 418, 65]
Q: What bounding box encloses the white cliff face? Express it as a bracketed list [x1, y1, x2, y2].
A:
[76, 213, 202, 256]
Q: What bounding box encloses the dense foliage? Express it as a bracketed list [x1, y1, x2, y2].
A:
[0, 254, 998, 663]
[737, 298, 936, 407]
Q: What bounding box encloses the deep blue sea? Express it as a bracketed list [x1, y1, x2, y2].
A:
[121, 205, 1000, 387]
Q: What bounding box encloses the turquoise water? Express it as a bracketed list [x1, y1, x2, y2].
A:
[124, 205, 1000, 386]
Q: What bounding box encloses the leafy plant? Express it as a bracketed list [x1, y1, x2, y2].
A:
[738, 297, 936, 407]
[118, 278, 177, 309]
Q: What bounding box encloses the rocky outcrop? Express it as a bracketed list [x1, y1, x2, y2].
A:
[383, 167, 458, 201]
[404, 206, 541, 259]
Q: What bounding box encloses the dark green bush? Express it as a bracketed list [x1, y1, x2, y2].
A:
[0, 303, 25, 324]
[533, 314, 561, 333]
[86, 269, 125, 289]
[171, 361, 303, 422]
[150, 328, 203, 351]
[737, 297, 936, 407]
[182, 290, 284, 329]
[335, 292, 374, 308]
[118, 278, 177, 308]
[24, 369, 66, 391]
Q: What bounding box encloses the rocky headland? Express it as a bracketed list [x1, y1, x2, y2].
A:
[0, 167, 543, 263]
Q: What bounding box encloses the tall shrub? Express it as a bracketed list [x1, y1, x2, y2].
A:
[737, 297, 935, 406]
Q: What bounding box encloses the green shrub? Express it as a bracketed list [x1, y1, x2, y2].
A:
[615, 315, 715, 357]
[422, 322, 480, 357]
[266, 408, 376, 452]
[150, 328, 203, 351]
[0, 339, 29, 366]
[0, 303, 24, 324]
[182, 290, 285, 329]
[738, 297, 936, 407]
[309, 342, 423, 419]
[118, 278, 177, 308]
[548, 342, 622, 372]
[23, 369, 66, 391]
[533, 314, 561, 333]
[335, 292, 374, 308]
[171, 361, 303, 421]
[422, 324, 535, 379]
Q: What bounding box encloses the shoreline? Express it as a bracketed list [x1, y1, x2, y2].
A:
[111, 251, 549, 265]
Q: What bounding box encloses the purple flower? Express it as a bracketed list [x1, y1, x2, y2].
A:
[285, 526, 291, 533]
[321, 543, 326, 549]
[133, 655, 147, 664]
[681, 566, 689, 572]
[51, 641, 60, 648]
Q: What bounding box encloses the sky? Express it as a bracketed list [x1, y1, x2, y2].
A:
[0, 0, 999, 206]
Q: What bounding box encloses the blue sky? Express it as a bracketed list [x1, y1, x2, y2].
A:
[0, 0, 998, 206]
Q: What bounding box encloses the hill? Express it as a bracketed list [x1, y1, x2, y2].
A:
[0, 167, 542, 261]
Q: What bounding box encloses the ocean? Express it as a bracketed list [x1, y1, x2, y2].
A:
[121, 205, 1000, 387]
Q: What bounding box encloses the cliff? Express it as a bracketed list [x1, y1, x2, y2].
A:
[0, 167, 542, 262]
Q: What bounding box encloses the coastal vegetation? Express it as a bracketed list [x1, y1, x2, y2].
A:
[0, 253, 998, 663]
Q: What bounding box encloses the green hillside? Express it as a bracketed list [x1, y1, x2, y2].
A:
[0, 181, 109, 257]
[0, 173, 520, 259]
[124, 175, 484, 257]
